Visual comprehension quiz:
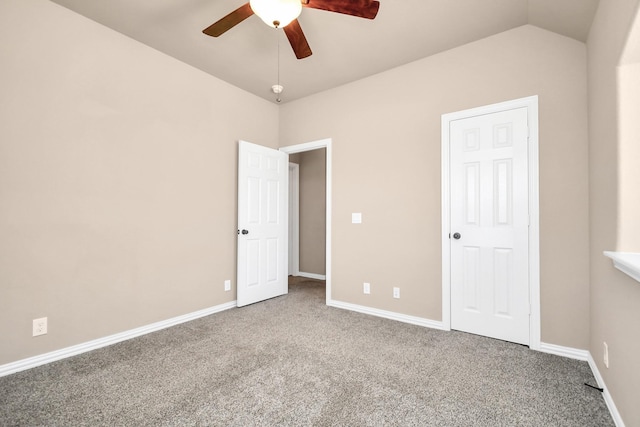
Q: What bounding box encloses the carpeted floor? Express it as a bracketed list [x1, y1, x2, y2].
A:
[0, 277, 614, 426]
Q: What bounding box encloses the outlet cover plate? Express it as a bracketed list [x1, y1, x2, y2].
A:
[363, 282, 370, 294]
[33, 317, 47, 337]
[224, 279, 231, 291]
[393, 287, 400, 299]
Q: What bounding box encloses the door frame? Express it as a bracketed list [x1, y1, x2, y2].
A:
[441, 96, 540, 350]
[288, 162, 300, 276]
[280, 138, 332, 305]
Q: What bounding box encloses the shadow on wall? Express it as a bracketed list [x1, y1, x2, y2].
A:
[616, 10, 640, 251]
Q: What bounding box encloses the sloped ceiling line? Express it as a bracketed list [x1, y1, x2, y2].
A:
[49, 0, 599, 103]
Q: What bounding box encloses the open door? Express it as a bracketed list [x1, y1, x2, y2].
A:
[237, 140, 289, 307]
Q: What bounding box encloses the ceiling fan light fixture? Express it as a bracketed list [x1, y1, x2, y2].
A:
[250, 0, 302, 28]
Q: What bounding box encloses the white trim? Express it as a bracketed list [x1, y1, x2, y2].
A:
[441, 95, 541, 350]
[0, 301, 237, 378]
[328, 299, 446, 330]
[588, 353, 626, 427]
[604, 251, 640, 283]
[538, 344, 625, 426]
[288, 162, 300, 276]
[281, 139, 330, 154]
[527, 97, 541, 350]
[297, 271, 326, 280]
[280, 138, 332, 305]
[441, 113, 452, 330]
[538, 342, 589, 361]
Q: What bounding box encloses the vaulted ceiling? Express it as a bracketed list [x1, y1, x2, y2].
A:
[49, 0, 599, 103]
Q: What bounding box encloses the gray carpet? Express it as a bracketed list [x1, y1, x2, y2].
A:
[1, 277, 614, 426]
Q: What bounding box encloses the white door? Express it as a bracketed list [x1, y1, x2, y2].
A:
[237, 140, 288, 307]
[449, 107, 530, 345]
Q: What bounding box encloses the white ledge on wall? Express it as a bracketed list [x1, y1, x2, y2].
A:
[604, 251, 640, 283]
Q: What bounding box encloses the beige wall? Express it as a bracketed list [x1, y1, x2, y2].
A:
[0, 0, 278, 365]
[588, 1, 640, 425]
[288, 153, 301, 164]
[2, 3, 639, 423]
[297, 149, 326, 275]
[280, 25, 590, 349]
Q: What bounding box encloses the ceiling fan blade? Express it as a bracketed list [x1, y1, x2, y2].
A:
[284, 19, 312, 59]
[302, 0, 380, 19]
[203, 3, 254, 37]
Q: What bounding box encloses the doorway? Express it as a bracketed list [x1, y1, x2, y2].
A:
[288, 149, 326, 280]
[280, 139, 332, 304]
[441, 97, 540, 349]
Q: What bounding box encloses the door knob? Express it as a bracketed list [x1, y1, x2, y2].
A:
[453, 232, 461, 240]
[241, 229, 249, 235]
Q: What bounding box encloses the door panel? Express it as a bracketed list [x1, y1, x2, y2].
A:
[237, 140, 288, 307]
[462, 246, 481, 312]
[450, 107, 529, 345]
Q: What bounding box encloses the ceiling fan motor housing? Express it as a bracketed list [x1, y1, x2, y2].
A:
[203, 0, 380, 60]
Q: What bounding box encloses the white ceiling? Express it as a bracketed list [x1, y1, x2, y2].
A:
[49, 0, 599, 104]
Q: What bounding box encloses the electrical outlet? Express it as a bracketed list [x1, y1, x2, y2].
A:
[363, 282, 370, 294]
[224, 279, 231, 291]
[393, 287, 400, 299]
[603, 342, 609, 368]
[33, 317, 47, 337]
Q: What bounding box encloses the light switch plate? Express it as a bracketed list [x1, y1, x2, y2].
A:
[352, 213, 362, 224]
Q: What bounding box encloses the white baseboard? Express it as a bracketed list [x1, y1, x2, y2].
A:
[297, 272, 326, 280]
[538, 342, 589, 361]
[328, 299, 445, 330]
[0, 300, 237, 378]
[588, 353, 626, 427]
[536, 344, 624, 426]
[0, 300, 626, 427]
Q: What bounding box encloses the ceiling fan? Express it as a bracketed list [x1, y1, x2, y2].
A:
[202, 0, 380, 59]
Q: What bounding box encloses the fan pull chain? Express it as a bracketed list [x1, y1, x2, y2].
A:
[270, 26, 284, 103]
[269, 25, 284, 103]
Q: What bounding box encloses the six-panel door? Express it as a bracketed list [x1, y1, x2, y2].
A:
[237, 140, 288, 307]
[450, 107, 530, 345]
